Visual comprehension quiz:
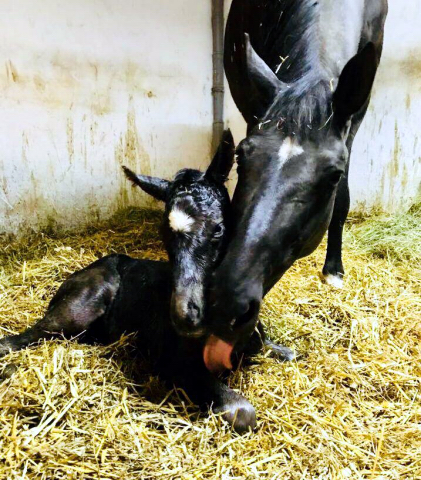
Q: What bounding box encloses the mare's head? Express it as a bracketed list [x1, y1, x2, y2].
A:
[123, 130, 234, 336]
[207, 37, 379, 347]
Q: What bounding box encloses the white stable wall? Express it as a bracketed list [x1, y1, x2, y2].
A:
[1, 1, 420, 235]
[224, 0, 421, 212]
[0, 0, 213, 234]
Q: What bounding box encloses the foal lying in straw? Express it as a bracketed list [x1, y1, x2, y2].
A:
[0, 130, 293, 433]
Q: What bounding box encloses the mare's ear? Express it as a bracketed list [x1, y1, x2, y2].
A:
[122, 166, 170, 202]
[244, 33, 284, 115]
[333, 42, 378, 131]
[205, 129, 235, 183]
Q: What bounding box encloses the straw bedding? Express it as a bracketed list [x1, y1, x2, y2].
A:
[0, 206, 420, 479]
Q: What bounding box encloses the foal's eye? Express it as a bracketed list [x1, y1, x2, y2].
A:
[213, 224, 223, 238]
[235, 149, 245, 167]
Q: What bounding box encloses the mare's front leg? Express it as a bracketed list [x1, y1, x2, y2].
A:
[0, 256, 121, 358]
[322, 171, 350, 289]
[323, 104, 368, 288]
[171, 359, 256, 434]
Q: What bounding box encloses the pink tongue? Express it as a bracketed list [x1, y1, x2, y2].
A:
[203, 335, 234, 373]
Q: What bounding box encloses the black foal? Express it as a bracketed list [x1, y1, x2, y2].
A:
[0, 131, 292, 433]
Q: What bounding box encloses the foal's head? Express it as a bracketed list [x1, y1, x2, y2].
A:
[123, 130, 235, 336]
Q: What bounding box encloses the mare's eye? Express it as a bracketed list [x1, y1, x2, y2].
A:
[213, 224, 223, 238]
[329, 170, 343, 185]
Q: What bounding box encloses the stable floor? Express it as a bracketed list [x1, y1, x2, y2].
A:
[0, 207, 420, 479]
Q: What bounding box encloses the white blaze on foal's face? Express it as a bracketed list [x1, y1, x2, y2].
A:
[278, 137, 304, 167]
[168, 207, 195, 233]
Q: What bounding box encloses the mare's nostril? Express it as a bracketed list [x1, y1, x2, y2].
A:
[233, 300, 260, 328]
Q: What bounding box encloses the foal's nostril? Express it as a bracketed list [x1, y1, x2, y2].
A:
[170, 294, 205, 336]
[187, 301, 201, 325]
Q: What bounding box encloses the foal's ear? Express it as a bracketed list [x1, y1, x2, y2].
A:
[122, 166, 170, 202]
[333, 42, 378, 131]
[205, 129, 235, 183]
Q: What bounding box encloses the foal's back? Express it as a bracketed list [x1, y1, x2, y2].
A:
[84, 255, 176, 364]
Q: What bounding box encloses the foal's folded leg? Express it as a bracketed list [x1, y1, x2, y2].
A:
[0, 256, 121, 358]
[172, 361, 256, 434]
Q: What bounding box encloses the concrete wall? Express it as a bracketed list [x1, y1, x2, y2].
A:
[1, 1, 420, 235]
[224, 0, 421, 212]
[0, 0, 213, 234]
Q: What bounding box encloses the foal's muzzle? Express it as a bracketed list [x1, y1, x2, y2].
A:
[170, 292, 205, 337]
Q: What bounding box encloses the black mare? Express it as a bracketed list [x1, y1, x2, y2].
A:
[203, 0, 388, 347]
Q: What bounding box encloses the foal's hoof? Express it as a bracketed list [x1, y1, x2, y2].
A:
[323, 273, 344, 289]
[214, 397, 257, 434]
[0, 363, 18, 380]
[0, 340, 13, 358]
[266, 342, 295, 362]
